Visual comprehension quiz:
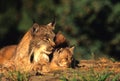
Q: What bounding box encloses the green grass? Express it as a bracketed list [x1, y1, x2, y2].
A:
[0, 71, 29, 81]
[58, 68, 120, 81]
[0, 68, 120, 81]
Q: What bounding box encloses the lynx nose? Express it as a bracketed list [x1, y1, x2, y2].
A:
[51, 41, 55, 47]
[48, 39, 55, 47]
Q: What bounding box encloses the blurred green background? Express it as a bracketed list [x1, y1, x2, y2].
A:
[0, 0, 120, 60]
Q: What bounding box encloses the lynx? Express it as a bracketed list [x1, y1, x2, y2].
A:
[39, 47, 74, 73]
[50, 47, 74, 70]
[0, 45, 17, 65]
[0, 21, 56, 72]
[32, 32, 74, 73]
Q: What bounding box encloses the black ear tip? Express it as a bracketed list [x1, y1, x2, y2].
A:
[51, 16, 56, 26]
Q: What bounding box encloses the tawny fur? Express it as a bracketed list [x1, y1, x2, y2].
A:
[0, 22, 75, 74]
[0, 22, 56, 73]
[49, 47, 74, 70]
[34, 47, 74, 73]
[0, 45, 17, 65]
[55, 31, 66, 46]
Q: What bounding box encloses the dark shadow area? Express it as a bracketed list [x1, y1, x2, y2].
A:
[0, 25, 22, 48]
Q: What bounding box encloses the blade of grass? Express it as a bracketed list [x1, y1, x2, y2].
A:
[98, 72, 112, 81]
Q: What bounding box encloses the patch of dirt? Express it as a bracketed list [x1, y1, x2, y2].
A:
[78, 58, 120, 73]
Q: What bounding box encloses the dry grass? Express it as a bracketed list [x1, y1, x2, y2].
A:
[1, 58, 120, 81]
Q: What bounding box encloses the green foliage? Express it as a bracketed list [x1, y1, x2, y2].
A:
[60, 76, 68, 81]
[18, 10, 32, 31]
[112, 73, 120, 81]
[0, 0, 120, 60]
[1, 68, 120, 81]
[58, 68, 120, 81]
[97, 72, 111, 81]
[17, 71, 28, 81]
[7, 71, 29, 81]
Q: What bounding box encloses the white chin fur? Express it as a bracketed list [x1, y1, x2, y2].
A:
[34, 54, 49, 63]
[33, 45, 52, 62]
[34, 50, 50, 63]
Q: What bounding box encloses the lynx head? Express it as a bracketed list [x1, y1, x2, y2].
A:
[29, 21, 56, 63]
[52, 47, 74, 68]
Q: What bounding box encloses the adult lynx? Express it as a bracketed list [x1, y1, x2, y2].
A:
[0, 21, 56, 72]
[32, 47, 74, 73]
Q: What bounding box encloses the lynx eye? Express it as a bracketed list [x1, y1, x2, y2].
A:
[45, 34, 49, 38]
[46, 38, 49, 41]
[43, 37, 50, 41]
[44, 34, 50, 40]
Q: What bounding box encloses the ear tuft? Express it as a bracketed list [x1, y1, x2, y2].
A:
[69, 46, 75, 54]
[51, 17, 56, 27]
[47, 18, 56, 30]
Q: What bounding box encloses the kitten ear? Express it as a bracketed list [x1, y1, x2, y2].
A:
[31, 23, 39, 35]
[53, 49, 59, 57]
[69, 46, 75, 54]
[47, 18, 56, 30]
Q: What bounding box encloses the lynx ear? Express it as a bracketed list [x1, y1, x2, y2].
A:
[69, 46, 75, 54]
[31, 23, 39, 35]
[55, 31, 66, 46]
[53, 49, 59, 57]
[47, 18, 56, 30]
